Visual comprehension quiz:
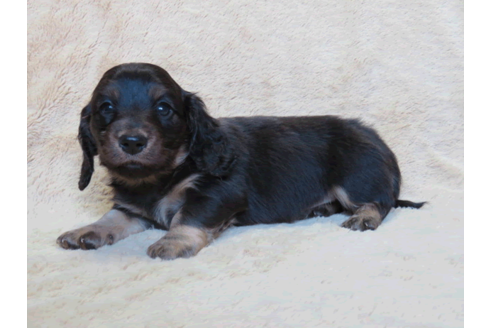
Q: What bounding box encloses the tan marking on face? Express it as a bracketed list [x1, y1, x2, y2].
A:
[115, 128, 149, 140]
[100, 83, 120, 99]
[106, 117, 153, 148]
[148, 84, 168, 101]
[98, 114, 174, 171]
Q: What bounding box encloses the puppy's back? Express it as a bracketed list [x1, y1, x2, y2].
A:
[220, 115, 401, 225]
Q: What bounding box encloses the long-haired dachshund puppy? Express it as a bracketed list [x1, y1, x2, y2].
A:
[57, 63, 425, 260]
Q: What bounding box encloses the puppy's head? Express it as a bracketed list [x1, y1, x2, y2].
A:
[77, 63, 235, 190]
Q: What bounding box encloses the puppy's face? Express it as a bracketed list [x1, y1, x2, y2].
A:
[88, 64, 188, 182]
[78, 63, 235, 190]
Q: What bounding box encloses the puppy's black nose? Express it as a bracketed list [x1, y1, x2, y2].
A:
[119, 135, 147, 155]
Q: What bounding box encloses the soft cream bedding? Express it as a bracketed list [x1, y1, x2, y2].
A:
[27, 1, 463, 326]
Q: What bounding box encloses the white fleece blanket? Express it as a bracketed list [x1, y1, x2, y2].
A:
[27, 0, 464, 327]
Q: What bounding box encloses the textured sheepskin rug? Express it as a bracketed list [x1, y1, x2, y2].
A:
[28, 1, 463, 327]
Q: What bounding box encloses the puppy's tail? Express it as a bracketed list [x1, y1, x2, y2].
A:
[394, 200, 427, 209]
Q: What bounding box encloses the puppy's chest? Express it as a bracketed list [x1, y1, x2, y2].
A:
[113, 174, 201, 229]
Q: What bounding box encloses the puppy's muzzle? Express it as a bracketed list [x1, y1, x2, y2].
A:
[119, 134, 148, 155]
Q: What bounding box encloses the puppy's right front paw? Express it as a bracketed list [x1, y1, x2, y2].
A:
[57, 227, 114, 250]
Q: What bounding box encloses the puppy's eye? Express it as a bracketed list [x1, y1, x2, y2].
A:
[99, 102, 115, 113]
[156, 102, 173, 117]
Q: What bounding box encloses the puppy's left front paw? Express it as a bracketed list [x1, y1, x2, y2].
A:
[147, 226, 211, 260]
[147, 237, 197, 260]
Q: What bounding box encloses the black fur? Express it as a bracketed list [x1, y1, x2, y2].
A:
[395, 200, 426, 209]
[63, 63, 425, 258]
[183, 91, 237, 177]
[78, 105, 97, 190]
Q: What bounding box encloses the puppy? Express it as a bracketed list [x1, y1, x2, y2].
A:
[57, 63, 425, 260]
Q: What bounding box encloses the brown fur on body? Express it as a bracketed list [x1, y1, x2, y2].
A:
[57, 63, 425, 260]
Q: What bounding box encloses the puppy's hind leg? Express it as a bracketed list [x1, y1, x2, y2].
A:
[341, 203, 387, 231]
[330, 186, 392, 231]
[307, 201, 343, 218]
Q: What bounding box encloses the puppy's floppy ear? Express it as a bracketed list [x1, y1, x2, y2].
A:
[183, 91, 236, 176]
[78, 105, 98, 190]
